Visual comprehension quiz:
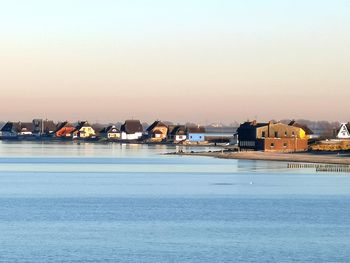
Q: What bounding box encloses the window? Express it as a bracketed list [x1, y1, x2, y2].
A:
[270, 143, 275, 148]
[285, 131, 288, 136]
[274, 132, 278, 138]
[283, 142, 288, 148]
[262, 131, 266, 138]
[292, 131, 295, 136]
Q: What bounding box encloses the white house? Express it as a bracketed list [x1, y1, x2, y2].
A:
[337, 123, 350, 139]
[120, 120, 143, 140]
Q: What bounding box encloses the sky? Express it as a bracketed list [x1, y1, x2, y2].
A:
[0, 0, 349, 124]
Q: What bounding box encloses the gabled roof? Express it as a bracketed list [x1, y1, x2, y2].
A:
[100, 125, 120, 133]
[1, 122, 21, 133]
[75, 121, 93, 131]
[146, 121, 168, 132]
[336, 123, 350, 139]
[121, 120, 143, 134]
[55, 121, 75, 132]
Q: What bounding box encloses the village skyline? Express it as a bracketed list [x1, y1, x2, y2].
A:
[0, 117, 343, 128]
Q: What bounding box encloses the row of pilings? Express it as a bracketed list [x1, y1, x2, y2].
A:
[287, 163, 350, 173]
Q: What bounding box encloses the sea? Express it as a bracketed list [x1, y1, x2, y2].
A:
[0, 141, 349, 262]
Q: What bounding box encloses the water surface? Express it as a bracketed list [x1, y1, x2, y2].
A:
[0, 141, 349, 262]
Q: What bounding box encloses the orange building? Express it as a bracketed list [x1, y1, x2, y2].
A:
[55, 122, 76, 138]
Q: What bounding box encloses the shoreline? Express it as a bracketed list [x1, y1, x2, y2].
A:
[169, 151, 350, 165]
[0, 139, 226, 148]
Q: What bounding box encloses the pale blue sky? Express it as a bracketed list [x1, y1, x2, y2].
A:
[0, 0, 349, 123]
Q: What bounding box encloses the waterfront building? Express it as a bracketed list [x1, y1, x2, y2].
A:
[55, 122, 76, 138]
[146, 121, 168, 142]
[186, 126, 206, 142]
[167, 125, 187, 143]
[73, 121, 96, 139]
[237, 120, 308, 152]
[0, 121, 35, 138]
[19, 122, 34, 136]
[0, 122, 21, 138]
[120, 120, 143, 140]
[336, 123, 350, 139]
[100, 125, 121, 140]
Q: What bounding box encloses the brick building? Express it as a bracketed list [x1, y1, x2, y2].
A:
[237, 121, 309, 152]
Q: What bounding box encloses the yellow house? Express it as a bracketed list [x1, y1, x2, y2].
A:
[73, 121, 96, 139]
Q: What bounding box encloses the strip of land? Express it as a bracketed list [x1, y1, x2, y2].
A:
[170, 151, 350, 165]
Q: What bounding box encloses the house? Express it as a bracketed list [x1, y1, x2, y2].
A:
[0, 122, 21, 138]
[146, 121, 168, 142]
[0, 121, 37, 138]
[55, 122, 76, 138]
[100, 125, 121, 140]
[33, 119, 57, 137]
[336, 123, 350, 139]
[120, 120, 143, 140]
[237, 120, 308, 152]
[73, 121, 96, 139]
[167, 125, 187, 143]
[19, 122, 34, 136]
[186, 126, 206, 142]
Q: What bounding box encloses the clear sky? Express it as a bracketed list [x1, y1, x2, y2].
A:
[0, 0, 349, 124]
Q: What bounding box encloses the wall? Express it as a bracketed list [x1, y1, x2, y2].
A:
[256, 123, 302, 139]
[188, 133, 205, 142]
[261, 138, 308, 152]
[121, 132, 142, 140]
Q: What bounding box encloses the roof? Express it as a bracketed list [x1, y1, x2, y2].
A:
[336, 122, 350, 136]
[55, 122, 75, 132]
[121, 120, 143, 134]
[168, 125, 186, 136]
[289, 120, 314, 135]
[1, 122, 21, 133]
[75, 121, 92, 131]
[100, 125, 120, 133]
[187, 126, 206, 133]
[146, 121, 168, 132]
[237, 121, 269, 131]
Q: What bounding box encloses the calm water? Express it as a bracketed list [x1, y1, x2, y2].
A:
[0, 141, 350, 262]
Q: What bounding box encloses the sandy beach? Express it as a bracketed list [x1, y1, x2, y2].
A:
[171, 150, 350, 165]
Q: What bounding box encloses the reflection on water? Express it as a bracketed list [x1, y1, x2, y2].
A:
[0, 141, 350, 262]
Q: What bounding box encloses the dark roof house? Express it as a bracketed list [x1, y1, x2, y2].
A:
[0, 122, 21, 137]
[168, 125, 187, 136]
[121, 120, 143, 134]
